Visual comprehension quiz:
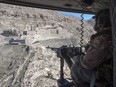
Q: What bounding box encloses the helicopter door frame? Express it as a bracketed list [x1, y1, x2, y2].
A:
[111, 0, 116, 86]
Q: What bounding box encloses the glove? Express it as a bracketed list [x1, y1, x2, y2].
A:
[57, 47, 69, 58]
[57, 47, 80, 58]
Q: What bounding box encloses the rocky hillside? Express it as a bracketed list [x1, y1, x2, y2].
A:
[87, 18, 95, 27]
[0, 45, 29, 87]
[0, 45, 71, 87]
[0, 3, 95, 87]
[0, 3, 95, 46]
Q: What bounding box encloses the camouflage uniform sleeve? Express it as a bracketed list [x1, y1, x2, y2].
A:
[80, 35, 112, 69]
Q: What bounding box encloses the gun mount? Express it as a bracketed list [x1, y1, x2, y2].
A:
[46, 45, 82, 87]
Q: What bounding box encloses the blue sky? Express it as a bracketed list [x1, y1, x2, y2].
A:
[61, 11, 94, 20]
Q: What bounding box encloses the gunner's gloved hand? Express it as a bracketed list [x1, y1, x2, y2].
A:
[57, 47, 81, 58]
[57, 47, 69, 58]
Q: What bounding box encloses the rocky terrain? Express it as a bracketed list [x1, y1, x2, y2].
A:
[0, 3, 95, 87]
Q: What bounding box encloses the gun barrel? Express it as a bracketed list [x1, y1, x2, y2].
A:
[46, 47, 59, 53]
[46, 46, 82, 58]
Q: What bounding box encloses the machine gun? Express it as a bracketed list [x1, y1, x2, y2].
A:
[46, 45, 82, 87]
[46, 45, 81, 58]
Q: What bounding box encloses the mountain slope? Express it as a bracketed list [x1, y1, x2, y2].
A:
[0, 3, 95, 46]
[0, 3, 96, 87]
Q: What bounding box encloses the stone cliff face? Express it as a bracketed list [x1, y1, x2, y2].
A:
[0, 3, 95, 87]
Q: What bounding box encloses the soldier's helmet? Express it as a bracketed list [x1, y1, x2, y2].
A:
[94, 9, 111, 32]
